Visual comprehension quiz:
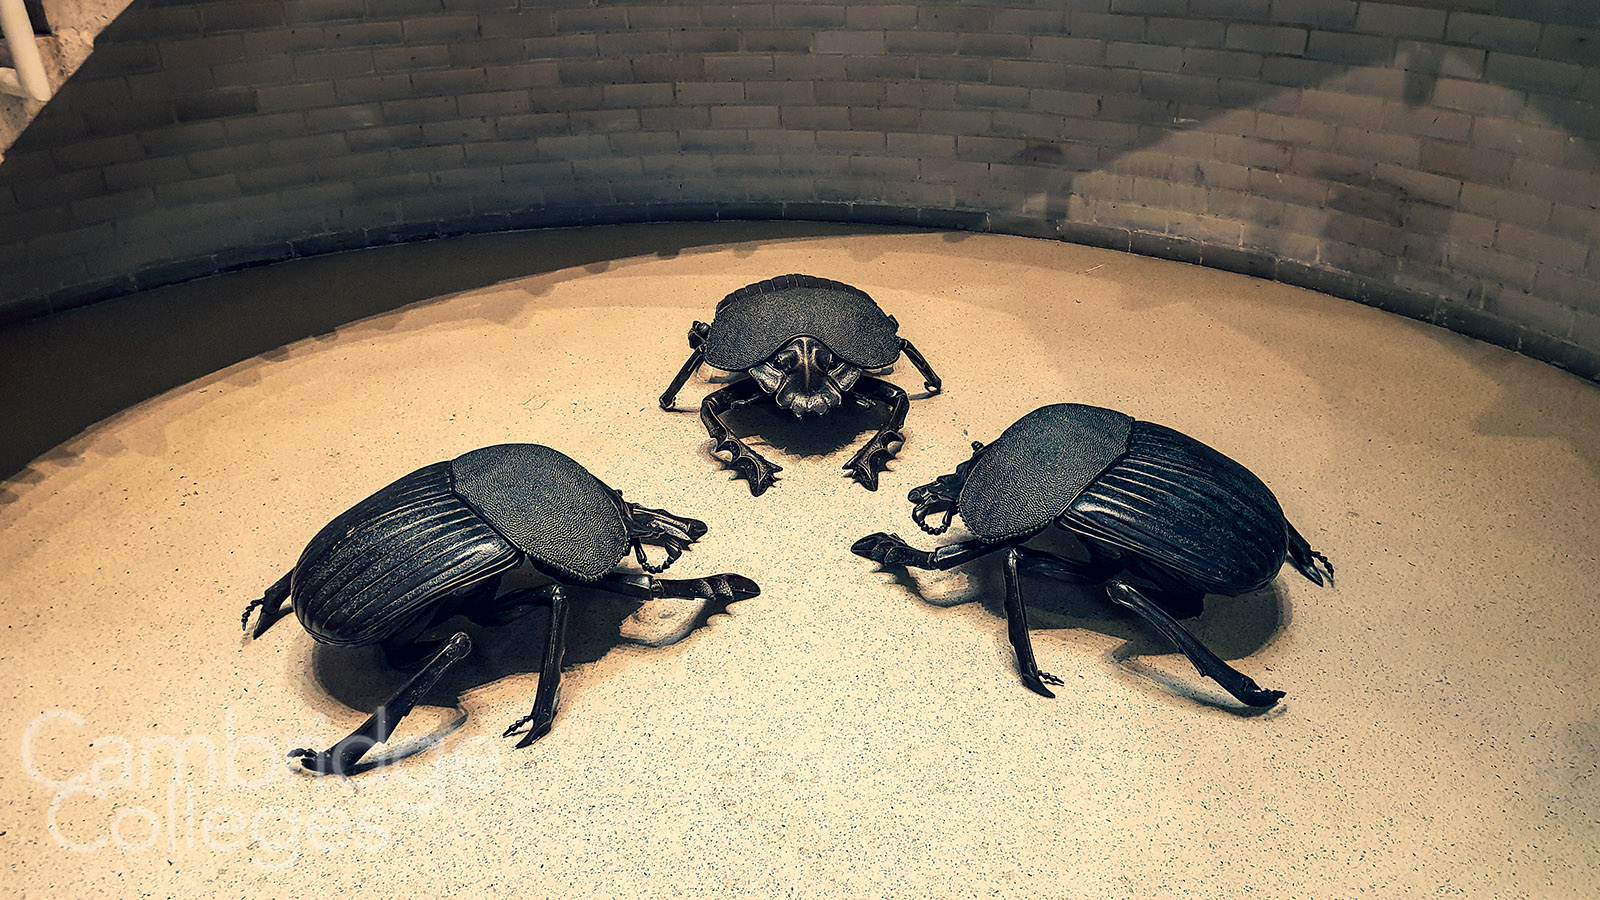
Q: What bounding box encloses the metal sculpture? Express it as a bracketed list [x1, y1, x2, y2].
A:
[659, 274, 942, 495]
[852, 403, 1332, 707]
[242, 443, 759, 774]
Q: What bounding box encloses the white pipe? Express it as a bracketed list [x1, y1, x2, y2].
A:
[0, 0, 50, 102]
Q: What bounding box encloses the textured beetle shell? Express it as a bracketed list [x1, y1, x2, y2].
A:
[959, 404, 1134, 542]
[293, 461, 519, 646]
[451, 443, 630, 583]
[959, 404, 1292, 595]
[1061, 421, 1289, 596]
[700, 274, 902, 370]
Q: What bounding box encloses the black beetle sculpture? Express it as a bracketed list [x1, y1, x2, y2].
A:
[659, 274, 942, 495]
[852, 403, 1332, 707]
[241, 443, 759, 775]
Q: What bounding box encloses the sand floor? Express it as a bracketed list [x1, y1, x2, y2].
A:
[2, 223, 1597, 898]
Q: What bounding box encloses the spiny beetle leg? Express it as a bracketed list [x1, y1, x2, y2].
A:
[291, 632, 473, 775]
[1004, 548, 1063, 698]
[503, 585, 570, 748]
[1105, 580, 1284, 708]
[700, 381, 783, 495]
[842, 378, 910, 491]
[850, 532, 931, 568]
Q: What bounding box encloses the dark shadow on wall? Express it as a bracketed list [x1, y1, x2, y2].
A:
[0, 221, 911, 481]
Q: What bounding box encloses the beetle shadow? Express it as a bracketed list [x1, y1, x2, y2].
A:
[724, 401, 891, 459]
[297, 574, 741, 770]
[866, 540, 1290, 716]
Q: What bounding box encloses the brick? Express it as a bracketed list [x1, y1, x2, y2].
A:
[1471, 119, 1571, 165]
[921, 109, 993, 134]
[242, 27, 326, 56]
[294, 49, 375, 81]
[1355, 3, 1446, 40]
[1068, 12, 1144, 42]
[1446, 13, 1541, 54]
[814, 31, 886, 56]
[1549, 203, 1599, 243]
[1485, 288, 1576, 337]
[1485, 53, 1586, 97]
[745, 81, 814, 105]
[305, 103, 386, 132]
[400, 14, 478, 44]
[1306, 30, 1392, 65]
[708, 55, 781, 81]
[1032, 35, 1107, 65]
[1299, 151, 1376, 190]
[457, 90, 530, 117]
[382, 96, 458, 123]
[1141, 72, 1222, 105]
[956, 84, 1030, 109]
[174, 90, 260, 122]
[1380, 102, 1471, 142]
[102, 156, 190, 191]
[960, 33, 1031, 58]
[1372, 163, 1460, 207]
[916, 56, 992, 83]
[1420, 140, 1512, 183]
[1108, 41, 1182, 72]
[1214, 134, 1293, 169]
[49, 134, 143, 171]
[1496, 222, 1589, 271]
[1394, 41, 1484, 80]
[1183, 48, 1263, 78]
[743, 30, 812, 53]
[916, 6, 990, 32]
[1274, 0, 1357, 29]
[816, 130, 885, 153]
[1248, 167, 1330, 205]
[527, 34, 599, 59]
[1260, 55, 1342, 87]
[283, 0, 364, 25]
[772, 53, 849, 81]
[411, 69, 485, 97]
[1145, 17, 1226, 48]
[1539, 25, 1600, 67]
[333, 74, 414, 103]
[1225, 24, 1307, 57]
[485, 63, 560, 90]
[849, 106, 921, 131]
[478, 10, 553, 39]
[991, 8, 1068, 35]
[1333, 127, 1420, 167]
[449, 38, 533, 66]
[1110, 0, 1185, 14]
[155, 173, 241, 205]
[325, 22, 405, 47]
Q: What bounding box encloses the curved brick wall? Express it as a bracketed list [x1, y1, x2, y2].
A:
[1, 1, 1597, 378]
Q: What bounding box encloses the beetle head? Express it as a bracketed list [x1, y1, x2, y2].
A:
[747, 336, 862, 417]
[908, 441, 985, 535]
[621, 500, 706, 574]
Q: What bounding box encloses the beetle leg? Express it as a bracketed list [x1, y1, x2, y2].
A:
[850, 532, 1005, 570]
[1104, 579, 1284, 708]
[590, 570, 761, 605]
[700, 379, 783, 496]
[504, 584, 571, 748]
[659, 347, 706, 411]
[841, 377, 909, 491]
[1010, 545, 1120, 585]
[898, 338, 942, 394]
[1285, 520, 1334, 587]
[1003, 548, 1066, 698]
[289, 632, 473, 776]
[241, 571, 293, 639]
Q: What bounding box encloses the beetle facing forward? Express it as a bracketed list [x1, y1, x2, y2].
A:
[659, 274, 942, 495]
[852, 403, 1332, 707]
[242, 443, 759, 775]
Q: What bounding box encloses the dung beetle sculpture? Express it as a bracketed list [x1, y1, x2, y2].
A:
[852, 403, 1332, 707]
[659, 274, 942, 495]
[241, 443, 759, 775]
